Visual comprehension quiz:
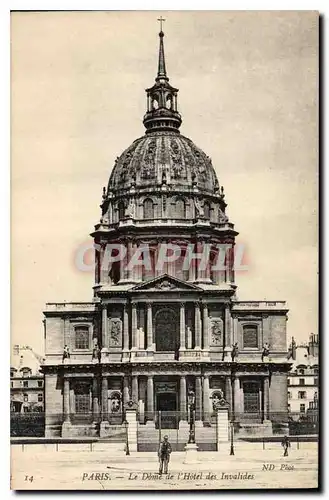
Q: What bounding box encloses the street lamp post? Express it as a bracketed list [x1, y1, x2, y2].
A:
[188, 390, 195, 444]
[124, 419, 130, 456]
[230, 420, 235, 455]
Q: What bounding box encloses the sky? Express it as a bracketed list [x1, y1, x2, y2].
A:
[11, 11, 318, 355]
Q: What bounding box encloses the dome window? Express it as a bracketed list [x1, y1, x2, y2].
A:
[204, 201, 211, 219]
[175, 198, 186, 219]
[118, 201, 125, 221]
[143, 198, 154, 219]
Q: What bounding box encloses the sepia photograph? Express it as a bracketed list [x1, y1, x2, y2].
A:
[10, 10, 319, 490]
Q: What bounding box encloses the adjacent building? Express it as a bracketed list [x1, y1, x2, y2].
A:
[42, 29, 291, 438]
[287, 334, 319, 417]
[10, 345, 45, 413]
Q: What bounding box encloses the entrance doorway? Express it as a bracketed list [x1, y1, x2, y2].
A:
[155, 307, 179, 351]
[156, 392, 178, 429]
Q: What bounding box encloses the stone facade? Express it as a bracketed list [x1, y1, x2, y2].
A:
[42, 29, 291, 438]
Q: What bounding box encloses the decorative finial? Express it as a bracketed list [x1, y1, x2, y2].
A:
[156, 17, 167, 81]
[157, 15, 166, 33]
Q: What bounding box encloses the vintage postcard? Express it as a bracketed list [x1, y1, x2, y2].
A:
[10, 10, 319, 490]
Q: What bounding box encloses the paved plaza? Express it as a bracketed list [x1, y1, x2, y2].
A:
[11, 442, 318, 490]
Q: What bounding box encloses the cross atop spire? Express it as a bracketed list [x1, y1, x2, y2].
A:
[157, 15, 165, 32]
[156, 18, 168, 81]
[143, 23, 182, 133]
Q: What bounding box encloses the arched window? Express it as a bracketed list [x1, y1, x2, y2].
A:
[75, 326, 90, 350]
[204, 201, 211, 219]
[21, 367, 32, 378]
[143, 198, 154, 219]
[243, 325, 258, 348]
[175, 198, 186, 219]
[118, 201, 125, 220]
[166, 95, 172, 109]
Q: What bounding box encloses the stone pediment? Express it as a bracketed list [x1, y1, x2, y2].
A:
[131, 274, 202, 292]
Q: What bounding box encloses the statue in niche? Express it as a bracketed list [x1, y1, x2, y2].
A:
[210, 319, 223, 346]
[218, 206, 228, 223]
[138, 327, 145, 349]
[231, 342, 239, 361]
[127, 199, 135, 219]
[262, 343, 270, 361]
[109, 318, 122, 346]
[194, 198, 204, 217]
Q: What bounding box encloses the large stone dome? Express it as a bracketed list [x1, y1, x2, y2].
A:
[98, 30, 229, 226]
[107, 131, 220, 195]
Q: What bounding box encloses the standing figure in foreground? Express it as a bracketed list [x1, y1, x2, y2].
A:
[158, 435, 172, 475]
[281, 435, 291, 457]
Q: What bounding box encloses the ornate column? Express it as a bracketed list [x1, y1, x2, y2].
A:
[203, 375, 210, 423]
[147, 302, 153, 350]
[196, 241, 206, 282]
[224, 304, 231, 348]
[123, 376, 130, 407]
[131, 302, 138, 349]
[195, 376, 202, 422]
[179, 302, 186, 350]
[180, 376, 187, 421]
[92, 377, 99, 422]
[188, 243, 196, 282]
[147, 375, 154, 421]
[202, 303, 209, 350]
[99, 243, 106, 284]
[126, 239, 133, 282]
[123, 303, 129, 350]
[194, 302, 202, 349]
[263, 376, 270, 421]
[225, 376, 233, 419]
[101, 376, 108, 420]
[102, 304, 108, 349]
[132, 376, 139, 404]
[63, 378, 70, 423]
[234, 377, 241, 419]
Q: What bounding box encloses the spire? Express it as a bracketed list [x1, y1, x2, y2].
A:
[143, 20, 182, 134]
[157, 28, 168, 81]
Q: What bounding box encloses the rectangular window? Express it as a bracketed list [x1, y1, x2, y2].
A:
[300, 404, 305, 413]
[314, 378, 318, 385]
[288, 391, 291, 399]
[23, 406, 29, 412]
[243, 326, 258, 348]
[298, 391, 306, 399]
[287, 379, 290, 385]
[23, 381, 28, 388]
[38, 393, 43, 402]
[243, 382, 260, 414]
[23, 394, 28, 402]
[38, 381, 43, 388]
[75, 383, 91, 414]
[75, 393, 90, 414]
[75, 326, 90, 350]
[299, 378, 305, 386]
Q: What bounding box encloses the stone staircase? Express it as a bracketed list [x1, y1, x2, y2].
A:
[137, 422, 217, 452]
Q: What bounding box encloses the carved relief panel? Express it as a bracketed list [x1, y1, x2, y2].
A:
[109, 318, 122, 348]
[209, 316, 224, 347]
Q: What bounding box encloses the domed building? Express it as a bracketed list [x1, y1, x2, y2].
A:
[43, 29, 291, 443]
